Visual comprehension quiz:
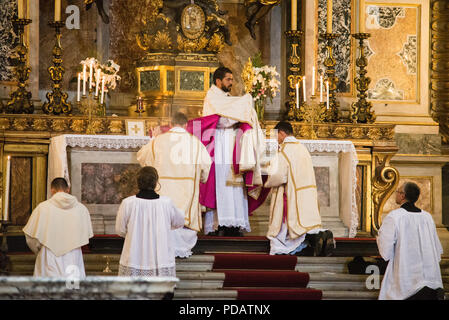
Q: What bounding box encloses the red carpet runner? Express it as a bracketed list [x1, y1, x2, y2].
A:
[212, 253, 322, 300]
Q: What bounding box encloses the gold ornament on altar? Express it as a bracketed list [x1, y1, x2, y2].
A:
[136, 0, 231, 54]
[181, 3, 206, 40]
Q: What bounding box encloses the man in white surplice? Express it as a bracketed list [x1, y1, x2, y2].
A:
[377, 182, 444, 300]
[202, 66, 265, 236]
[116, 166, 185, 276]
[23, 177, 93, 277]
[136, 112, 212, 258]
[264, 121, 334, 256]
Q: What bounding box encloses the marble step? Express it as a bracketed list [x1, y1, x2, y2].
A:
[322, 290, 379, 300]
[173, 289, 238, 300]
[85, 271, 226, 290]
[308, 273, 382, 291]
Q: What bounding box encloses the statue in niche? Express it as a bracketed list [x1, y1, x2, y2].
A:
[85, 0, 109, 24]
[244, 0, 280, 40]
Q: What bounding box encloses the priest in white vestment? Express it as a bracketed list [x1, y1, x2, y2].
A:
[377, 182, 444, 300]
[23, 178, 93, 277]
[264, 121, 333, 256]
[202, 66, 266, 236]
[116, 166, 185, 276]
[136, 112, 212, 258]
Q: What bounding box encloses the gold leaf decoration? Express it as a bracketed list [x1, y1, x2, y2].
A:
[32, 119, 48, 131]
[154, 30, 172, 51]
[333, 126, 347, 139]
[51, 119, 67, 132]
[0, 118, 10, 130]
[367, 127, 382, 140]
[71, 119, 85, 133]
[207, 33, 225, 53]
[350, 127, 365, 139]
[13, 118, 28, 131]
[109, 120, 123, 134]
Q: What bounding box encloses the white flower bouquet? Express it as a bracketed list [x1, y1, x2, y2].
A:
[242, 53, 281, 121]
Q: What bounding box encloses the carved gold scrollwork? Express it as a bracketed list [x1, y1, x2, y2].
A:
[32, 119, 48, 131]
[51, 119, 67, 132]
[371, 153, 399, 234]
[70, 119, 85, 133]
[13, 118, 28, 131]
[0, 118, 10, 130]
[430, 1, 449, 149]
[109, 120, 123, 134]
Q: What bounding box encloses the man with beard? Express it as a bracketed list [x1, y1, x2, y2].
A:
[198, 67, 266, 236]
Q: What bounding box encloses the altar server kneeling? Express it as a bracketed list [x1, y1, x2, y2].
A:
[23, 177, 93, 277]
[264, 121, 334, 256]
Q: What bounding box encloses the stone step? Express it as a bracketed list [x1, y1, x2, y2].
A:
[174, 289, 238, 300]
[322, 290, 379, 300]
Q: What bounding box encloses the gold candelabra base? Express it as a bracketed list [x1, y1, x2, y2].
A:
[5, 18, 33, 114]
[42, 21, 72, 115]
[78, 90, 105, 135]
[321, 32, 341, 122]
[351, 32, 376, 124]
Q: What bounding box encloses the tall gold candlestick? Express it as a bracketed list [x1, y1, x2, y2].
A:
[321, 32, 340, 122]
[327, 0, 333, 33]
[42, 21, 72, 115]
[350, 32, 376, 123]
[5, 18, 33, 114]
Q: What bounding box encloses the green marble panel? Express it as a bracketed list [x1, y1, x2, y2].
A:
[140, 70, 160, 91]
[180, 70, 205, 91]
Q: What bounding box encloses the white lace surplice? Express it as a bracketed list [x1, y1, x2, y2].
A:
[116, 195, 185, 277]
[204, 117, 250, 234]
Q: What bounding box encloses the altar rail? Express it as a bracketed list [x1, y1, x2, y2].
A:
[0, 276, 178, 300]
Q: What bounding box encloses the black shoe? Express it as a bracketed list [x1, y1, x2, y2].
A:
[314, 232, 324, 257]
[322, 230, 335, 257]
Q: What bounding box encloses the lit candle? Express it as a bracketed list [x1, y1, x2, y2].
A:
[55, 0, 61, 22]
[295, 82, 299, 108]
[320, 76, 324, 102]
[291, 0, 297, 31]
[82, 64, 86, 96]
[95, 69, 101, 97]
[302, 76, 306, 102]
[312, 66, 316, 96]
[327, 0, 333, 33]
[89, 61, 93, 90]
[17, 0, 24, 19]
[359, 0, 365, 33]
[100, 76, 105, 104]
[3, 156, 11, 221]
[77, 73, 80, 102]
[326, 81, 330, 109]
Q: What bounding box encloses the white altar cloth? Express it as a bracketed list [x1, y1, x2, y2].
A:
[48, 135, 358, 237]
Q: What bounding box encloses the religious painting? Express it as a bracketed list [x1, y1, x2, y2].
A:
[81, 163, 140, 205]
[383, 176, 433, 215]
[0, 0, 20, 83]
[125, 119, 146, 136]
[317, 0, 354, 95]
[181, 3, 206, 40]
[364, 3, 420, 102]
